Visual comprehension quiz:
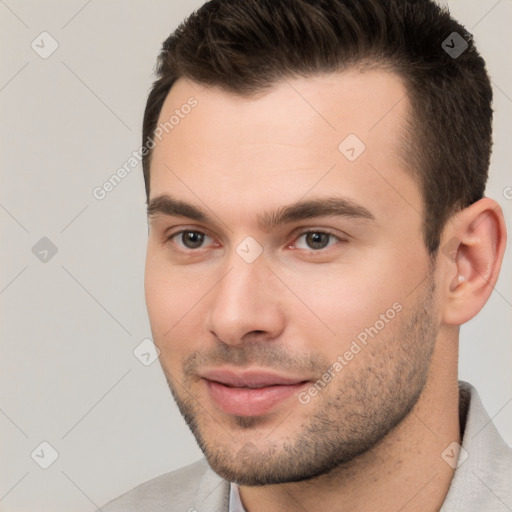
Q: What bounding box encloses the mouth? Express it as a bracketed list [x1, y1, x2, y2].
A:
[200, 368, 311, 417]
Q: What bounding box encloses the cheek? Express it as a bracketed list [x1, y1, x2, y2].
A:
[145, 253, 172, 332]
[144, 252, 206, 359]
[283, 257, 413, 355]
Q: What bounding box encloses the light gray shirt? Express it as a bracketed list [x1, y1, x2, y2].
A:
[100, 381, 512, 511]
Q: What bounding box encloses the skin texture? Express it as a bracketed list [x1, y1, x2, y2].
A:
[144, 71, 507, 511]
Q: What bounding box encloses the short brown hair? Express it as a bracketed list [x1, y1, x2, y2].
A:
[142, 0, 493, 253]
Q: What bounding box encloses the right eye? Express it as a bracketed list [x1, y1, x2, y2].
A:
[167, 230, 216, 250]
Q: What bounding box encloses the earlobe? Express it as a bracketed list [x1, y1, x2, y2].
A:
[441, 198, 507, 326]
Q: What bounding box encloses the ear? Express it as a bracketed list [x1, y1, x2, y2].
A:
[439, 198, 507, 326]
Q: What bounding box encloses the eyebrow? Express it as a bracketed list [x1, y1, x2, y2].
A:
[147, 194, 375, 231]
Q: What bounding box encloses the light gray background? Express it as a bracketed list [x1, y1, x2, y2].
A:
[1, 1, 511, 510]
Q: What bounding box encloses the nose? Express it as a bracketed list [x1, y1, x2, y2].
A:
[205, 252, 287, 346]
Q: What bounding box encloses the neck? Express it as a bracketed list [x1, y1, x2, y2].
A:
[238, 334, 461, 512]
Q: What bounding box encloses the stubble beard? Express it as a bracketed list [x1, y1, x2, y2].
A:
[163, 276, 438, 486]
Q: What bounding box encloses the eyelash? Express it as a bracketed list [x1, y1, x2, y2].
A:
[165, 228, 345, 253]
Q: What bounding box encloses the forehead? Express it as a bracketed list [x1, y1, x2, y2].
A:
[148, 70, 421, 232]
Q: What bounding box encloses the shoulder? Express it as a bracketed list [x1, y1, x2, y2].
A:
[99, 458, 229, 512]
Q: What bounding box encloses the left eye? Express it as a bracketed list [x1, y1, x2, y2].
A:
[294, 231, 339, 250]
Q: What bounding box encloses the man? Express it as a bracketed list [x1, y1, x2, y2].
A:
[101, 0, 511, 510]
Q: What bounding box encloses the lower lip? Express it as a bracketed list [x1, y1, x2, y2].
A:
[205, 380, 308, 417]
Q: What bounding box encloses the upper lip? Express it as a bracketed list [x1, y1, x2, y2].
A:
[200, 367, 309, 388]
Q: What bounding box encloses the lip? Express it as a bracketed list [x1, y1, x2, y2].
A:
[201, 368, 308, 388]
[200, 367, 310, 417]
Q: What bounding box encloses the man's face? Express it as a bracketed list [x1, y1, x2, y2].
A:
[145, 71, 440, 485]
